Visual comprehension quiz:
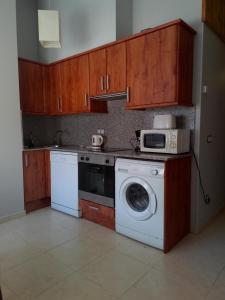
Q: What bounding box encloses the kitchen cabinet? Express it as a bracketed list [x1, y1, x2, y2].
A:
[80, 199, 115, 230]
[19, 20, 195, 114]
[164, 156, 191, 252]
[23, 150, 50, 212]
[47, 55, 107, 114]
[89, 43, 126, 96]
[126, 22, 195, 109]
[89, 49, 106, 96]
[46, 64, 61, 115]
[74, 54, 107, 113]
[106, 43, 126, 94]
[202, 0, 225, 43]
[76, 55, 90, 112]
[60, 59, 77, 113]
[18, 59, 46, 114]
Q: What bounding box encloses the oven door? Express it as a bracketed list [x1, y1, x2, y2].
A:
[78, 162, 115, 208]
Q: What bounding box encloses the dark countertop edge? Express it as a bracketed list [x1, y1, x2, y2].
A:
[23, 147, 192, 162]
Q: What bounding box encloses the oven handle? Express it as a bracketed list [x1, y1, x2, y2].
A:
[90, 166, 102, 172]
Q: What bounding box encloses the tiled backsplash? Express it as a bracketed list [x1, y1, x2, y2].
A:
[22, 100, 195, 148]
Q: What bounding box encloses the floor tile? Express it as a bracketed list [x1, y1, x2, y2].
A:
[14, 223, 79, 251]
[48, 235, 112, 271]
[119, 267, 208, 300]
[80, 250, 149, 297]
[1, 285, 18, 300]
[87, 225, 162, 264]
[0, 232, 42, 272]
[150, 232, 225, 289]
[0, 207, 225, 300]
[2, 253, 74, 298]
[37, 273, 116, 300]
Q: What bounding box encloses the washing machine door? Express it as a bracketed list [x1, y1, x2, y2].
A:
[119, 177, 157, 221]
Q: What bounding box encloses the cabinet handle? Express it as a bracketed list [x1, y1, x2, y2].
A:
[126, 86, 130, 103]
[106, 74, 110, 90]
[88, 205, 99, 212]
[25, 154, 29, 168]
[57, 97, 60, 111]
[85, 93, 89, 107]
[100, 76, 104, 91]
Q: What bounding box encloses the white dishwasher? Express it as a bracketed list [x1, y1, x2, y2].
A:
[50, 151, 80, 217]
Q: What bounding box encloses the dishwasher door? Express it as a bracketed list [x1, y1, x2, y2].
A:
[50, 151, 80, 217]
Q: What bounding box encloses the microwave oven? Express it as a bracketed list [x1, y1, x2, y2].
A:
[140, 129, 190, 154]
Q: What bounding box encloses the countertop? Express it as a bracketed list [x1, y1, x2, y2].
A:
[23, 145, 191, 162]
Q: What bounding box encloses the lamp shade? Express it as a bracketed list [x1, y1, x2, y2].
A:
[38, 10, 61, 48]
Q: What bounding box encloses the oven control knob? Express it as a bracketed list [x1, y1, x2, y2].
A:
[105, 159, 110, 164]
[151, 169, 159, 176]
[81, 157, 84, 161]
[85, 157, 90, 161]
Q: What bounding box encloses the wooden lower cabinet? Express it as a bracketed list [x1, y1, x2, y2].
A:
[23, 150, 51, 212]
[80, 199, 115, 230]
[164, 156, 191, 253]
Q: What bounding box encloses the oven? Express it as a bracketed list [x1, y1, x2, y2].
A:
[78, 153, 115, 208]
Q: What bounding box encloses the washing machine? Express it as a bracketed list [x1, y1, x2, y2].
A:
[115, 158, 165, 250]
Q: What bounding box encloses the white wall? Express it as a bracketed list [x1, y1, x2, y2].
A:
[37, 0, 117, 63]
[197, 24, 225, 230]
[16, 0, 39, 61]
[116, 0, 132, 39]
[0, 0, 24, 220]
[132, 0, 204, 232]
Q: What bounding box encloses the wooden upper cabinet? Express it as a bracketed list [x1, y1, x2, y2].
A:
[60, 58, 78, 113]
[76, 55, 90, 113]
[19, 20, 195, 113]
[89, 49, 107, 96]
[202, 0, 225, 42]
[23, 150, 47, 204]
[78, 54, 107, 113]
[18, 59, 45, 114]
[106, 43, 126, 94]
[46, 64, 61, 115]
[126, 23, 195, 109]
[89, 44, 126, 97]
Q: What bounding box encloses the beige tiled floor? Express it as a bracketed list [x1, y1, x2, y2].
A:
[0, 208, 225, 300]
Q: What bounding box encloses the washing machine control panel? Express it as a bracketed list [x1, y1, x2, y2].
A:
[116, 160, 165, 178]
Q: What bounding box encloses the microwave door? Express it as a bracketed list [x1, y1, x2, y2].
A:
[144, 134, 166, 149]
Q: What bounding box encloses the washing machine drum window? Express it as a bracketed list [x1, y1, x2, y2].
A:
[126, 184, 149, 212]
[120, 177, 157, 221]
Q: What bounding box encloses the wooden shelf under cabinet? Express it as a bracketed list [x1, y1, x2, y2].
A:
[80, 199, 115, 230]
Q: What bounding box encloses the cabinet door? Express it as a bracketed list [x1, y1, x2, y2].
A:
[23, 151, 46, 203]
[126, 26, 178, 109]
[18, 60, 45, 114]
[47, 64, 62, 115]
[89, 49, 107, 96]
[106, 43, 126, 94]
[60, 58, 78, 113]
[76, 55, 90, 112]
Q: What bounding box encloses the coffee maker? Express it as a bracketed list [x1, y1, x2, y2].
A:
[130, 130, 141, 152]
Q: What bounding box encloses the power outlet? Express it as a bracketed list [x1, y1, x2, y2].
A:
[97, 129, 105, 135]
[207, 135, 213, 144]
